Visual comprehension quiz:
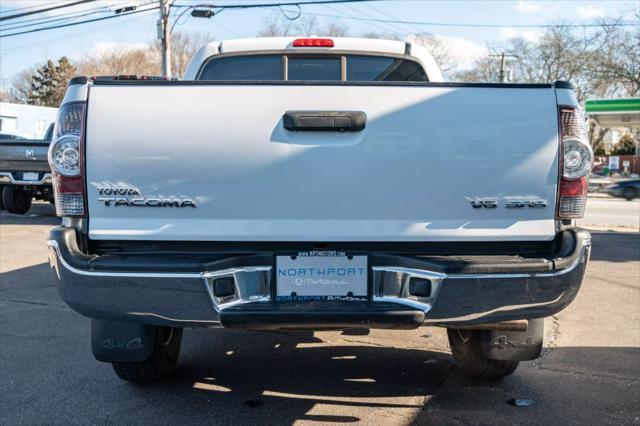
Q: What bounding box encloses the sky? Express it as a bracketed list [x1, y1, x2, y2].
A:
[0, 0, 637, 88]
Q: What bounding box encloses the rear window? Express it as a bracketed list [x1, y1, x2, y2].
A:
[198, 55, 281, 80]
[198, 54, 427, 82]
[347, 55, 427, 82]
[288, 57, 341, 81]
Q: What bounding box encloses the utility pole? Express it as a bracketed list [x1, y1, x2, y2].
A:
[489, 53, 518, 83]
[158, 0, 171, 78]
[498, 52, 506, 83]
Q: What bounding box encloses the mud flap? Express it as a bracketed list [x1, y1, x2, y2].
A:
[481, 318, 544, 361]
[91, 319, 154, 363]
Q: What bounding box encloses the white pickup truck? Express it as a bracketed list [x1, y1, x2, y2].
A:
[47, 37, 592, 382]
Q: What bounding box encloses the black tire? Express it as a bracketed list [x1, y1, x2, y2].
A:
[447, 328, 519, 379]
[112, 326, 182, 383]
[0, 187, 4, 210]
[623, 187, 637, 201]
[2, 186, 32, 215]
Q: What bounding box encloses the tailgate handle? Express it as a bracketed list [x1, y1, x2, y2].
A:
[283, 111, 366, 132]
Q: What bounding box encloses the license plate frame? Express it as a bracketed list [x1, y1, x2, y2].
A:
[22, 172, 39, 182]
[275, 251, 368, 302]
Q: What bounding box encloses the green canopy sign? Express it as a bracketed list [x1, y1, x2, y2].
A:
[585, 98, 640, 127]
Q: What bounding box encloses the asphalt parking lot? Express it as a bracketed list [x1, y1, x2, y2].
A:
[1, 202, 639, 425]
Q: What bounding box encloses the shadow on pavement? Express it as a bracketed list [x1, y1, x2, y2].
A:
[101, 333, 639, 424]
[415, 346, 640, 425]
[161, 329, 453, 423]
[0, 203, 59, 226]
[589, 231, 639, 263]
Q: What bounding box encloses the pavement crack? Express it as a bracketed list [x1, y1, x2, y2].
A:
[336, 338, 391, 348]
[533, 315, 560, 368]
[0, 298, 67, 308]
[534, 365, 640, 383]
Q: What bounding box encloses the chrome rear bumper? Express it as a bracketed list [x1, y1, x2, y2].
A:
[0, 172, 52, 186]
[47, 228, 590, 329]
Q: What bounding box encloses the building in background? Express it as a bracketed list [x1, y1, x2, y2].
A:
[0, 102, 58, 139]
[601, 129, 624, 153]
[586, 98, 639, 154]
[586, 98, 640, 178]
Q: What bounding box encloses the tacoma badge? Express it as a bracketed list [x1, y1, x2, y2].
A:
[91, 181, 197, 208]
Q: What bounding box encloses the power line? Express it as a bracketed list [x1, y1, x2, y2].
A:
[171, 0, 386, 10]
[0, 0, 378, 38]
[1, 7, 112, 32]
[0, 0, 96, 22]
[2, 0, 634, 39]
[363, 2, 423, 33]
[0, 0, 386, 38]
[0, 5, 159, 38]
[1, 1, 152, 30]
[273, 9, 638, 28]
[342, 3, 408, 34]
[0, 1, 66, 16]
[1, 1, 142, 27]
[0, 9, 154, 56]
[321, 4, 391, 34]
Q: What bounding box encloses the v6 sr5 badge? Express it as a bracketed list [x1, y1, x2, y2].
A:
[468, 197, 547, 209]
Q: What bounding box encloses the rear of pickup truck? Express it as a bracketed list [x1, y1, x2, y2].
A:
[47, 37, 592, 382]
[0, 125, 54, 214]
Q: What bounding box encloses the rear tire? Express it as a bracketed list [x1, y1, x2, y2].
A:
[2, 186, 32, 215]
[112, 326, 182, 382]
[447, 328, 519, 379]
[623, 187, 637, 201]
[0, 187, 4, 210]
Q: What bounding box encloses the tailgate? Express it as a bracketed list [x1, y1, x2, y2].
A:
[85, 84, 559, 242]
[0, 140, 50, 172]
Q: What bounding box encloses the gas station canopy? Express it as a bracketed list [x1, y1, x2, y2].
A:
[585, 98, 640, 128]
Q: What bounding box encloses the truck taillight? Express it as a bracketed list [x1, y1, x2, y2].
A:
[557, 107, 592, 219]
[48, 101, 86, 217]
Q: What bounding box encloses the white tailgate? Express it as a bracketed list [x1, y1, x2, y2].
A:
[86, 84, 559, 241]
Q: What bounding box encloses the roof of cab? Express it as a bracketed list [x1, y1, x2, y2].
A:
[220, 37, 407, 55]
[182, 37, 444, 82]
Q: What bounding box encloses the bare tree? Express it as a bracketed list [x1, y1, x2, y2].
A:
[75, 32, 213, 79]
[360, 31, 402, 40]
[1, 69, 35, 103]
[296, 15, 320, 36]
[77, 47, 159, 77]
[455, 18, 638, 100]
[324, 19, 349, 37]
[258, 12, 295, 37]
[152, 32, 215, 77]
[258, 12, 349, 37]
[409, 34, 456, 75]
[588, 17, 640, 97]
[454, 55, 494, 82]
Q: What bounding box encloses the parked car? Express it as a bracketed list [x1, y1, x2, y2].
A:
[0, 124, 55, 214]
[605, 179, 640, 200]
[46, 37, 592, 383]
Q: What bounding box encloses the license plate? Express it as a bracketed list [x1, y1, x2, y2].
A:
[276, 252, 367, 302]
[23, 172, 38, 181]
